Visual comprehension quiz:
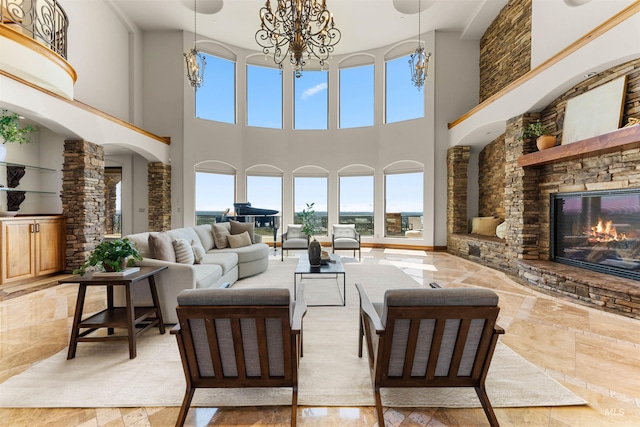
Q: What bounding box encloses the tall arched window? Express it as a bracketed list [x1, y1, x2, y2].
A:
[294, 70, 328, 130]
[293, 167, 329, 236]
[247, 64, 282, 128]
[195, 162, 236, 224]
[385, 53, 424, 124]
[196, 52, 236, 124]
[246, 165, 283, 245]
[339, 60, 374, 128]
[339, 165, 375, 236]
[384, 161, 423, 237]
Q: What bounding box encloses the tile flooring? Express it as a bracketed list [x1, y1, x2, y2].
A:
[1, 249, 640, 426]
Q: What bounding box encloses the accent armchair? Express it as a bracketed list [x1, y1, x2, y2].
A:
[172, 287, 307, 427]
[356, 283, 504, 427]
[332, 224, 361, 261]
[281, 224, 310, 261]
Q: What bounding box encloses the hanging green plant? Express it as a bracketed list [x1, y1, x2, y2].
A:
[0, 109, 38, 144]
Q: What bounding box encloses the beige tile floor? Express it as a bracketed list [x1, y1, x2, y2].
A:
[1, 249, 640, 426]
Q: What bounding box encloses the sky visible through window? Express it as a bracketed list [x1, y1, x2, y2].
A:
[196, 53, 235, 124]
[340, 65, 374, 128]
[247, 175, 282, 212]
[386, 54, 424, 123]
[194, 55, 425, 225]
[295, 70, 328, 130]
[247, 65, 282, 128]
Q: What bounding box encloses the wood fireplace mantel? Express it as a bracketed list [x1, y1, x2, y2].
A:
[517, 125, 640, 167]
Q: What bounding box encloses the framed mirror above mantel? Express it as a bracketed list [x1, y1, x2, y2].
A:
[517, 124, 640, 168]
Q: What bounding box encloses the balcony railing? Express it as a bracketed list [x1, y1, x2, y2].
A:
[1, 0, 68, 59]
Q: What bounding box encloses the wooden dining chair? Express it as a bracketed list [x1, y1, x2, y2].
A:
[356, 283, 504, 427]
[172, 287, 307, 427]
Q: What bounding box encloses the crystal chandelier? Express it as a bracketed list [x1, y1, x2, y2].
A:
[184, 0, 206, 89]
[409, 0, 432, 90]
[255, 0, 341, 78]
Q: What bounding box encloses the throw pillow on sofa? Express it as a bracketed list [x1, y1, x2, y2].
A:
[228, 231, 252, 248]
[191, 240, 206, 263]
[212, 223, 230, 249]
[230, 220, 255, 243]
[149, 232, 176, 262]
[173, 238, 195, 264]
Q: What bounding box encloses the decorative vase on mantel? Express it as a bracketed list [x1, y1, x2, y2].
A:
[536, 135, 557, 150]
[308, 239, 322, 267]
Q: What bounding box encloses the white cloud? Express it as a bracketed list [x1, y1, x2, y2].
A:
[300, 83, 328, 100]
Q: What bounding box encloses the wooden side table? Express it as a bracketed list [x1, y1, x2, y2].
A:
[60, 266, 168, 359]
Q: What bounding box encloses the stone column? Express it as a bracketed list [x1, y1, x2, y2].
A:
[61, 140, 105, 271]
[447, 146, 471, 236]
[504, 114, 541, 269]
[148, 162, 171, 232]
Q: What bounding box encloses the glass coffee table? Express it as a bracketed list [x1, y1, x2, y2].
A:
[294, 253, 346, 306]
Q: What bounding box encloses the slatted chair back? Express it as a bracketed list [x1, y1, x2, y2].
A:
[357, 284, 504, 427]
[172, 287, 304, 427]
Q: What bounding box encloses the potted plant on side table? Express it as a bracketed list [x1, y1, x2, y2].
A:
[297, 202, 322, 267]
[73, 238, 143, 275]
[519, 119, 557, 150]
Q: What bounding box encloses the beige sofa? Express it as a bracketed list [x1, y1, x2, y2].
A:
[120, 223, 270, 323]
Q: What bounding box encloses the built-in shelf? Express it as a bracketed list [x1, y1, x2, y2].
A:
[0, 188, 57, 195]
[0, 162, 56, 172]
[517, 125, 640, 167]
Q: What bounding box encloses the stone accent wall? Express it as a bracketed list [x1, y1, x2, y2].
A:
[479, 0, 531, 102]
[447, 59, 640, 318]
[447, 146, 470, 235]
[148, 162, 171, 232]
[478, 135, 506, 218]
[61, 140, 104, 271]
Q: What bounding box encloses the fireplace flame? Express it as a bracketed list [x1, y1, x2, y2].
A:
[586, 218, 626, 243]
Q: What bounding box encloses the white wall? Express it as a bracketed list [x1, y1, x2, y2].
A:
[434, 31, 480, 244]
[63, 0, 131, 120]
[531, 0, 635, 68]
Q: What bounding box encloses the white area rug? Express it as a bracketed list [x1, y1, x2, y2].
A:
[0, 257, 587, 408]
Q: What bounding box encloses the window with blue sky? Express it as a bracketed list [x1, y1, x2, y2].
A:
[294, 70, 328, 130]
[340, 65, 374, 128]
[196, 53, 235, 124]
[246, 175, 282, 213]
[339, 175, 374, 236]
[385, 54, 424, 124]
[385, 171, 423, 237]
[247, 65, 282, 129]
[294, 176, 328, 235]
[195, 171, 235, 215]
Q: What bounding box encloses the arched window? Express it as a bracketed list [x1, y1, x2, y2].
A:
[195, 162, 236, 224]
[196, 52, 236, 124]
[339, 165, 375, 236]
[385, 53, 424, 123]
[339, 56, 374, 128]
[293, 166, 329, 236]
[294, 70, 328, 130]
[246, 63, 282, 128]
[384, 161, 423, 237]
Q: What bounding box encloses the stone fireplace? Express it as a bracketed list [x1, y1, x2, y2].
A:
[551, 188, 640, 281]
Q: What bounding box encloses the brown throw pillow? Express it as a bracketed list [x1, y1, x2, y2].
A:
[227, 231, 252, 248]
[148, 232, 176, 262]
[212, 223, 230, 249]
[230, 220, 255, 243]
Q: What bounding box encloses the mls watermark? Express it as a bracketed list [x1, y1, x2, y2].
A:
[604, 408, 625, 417]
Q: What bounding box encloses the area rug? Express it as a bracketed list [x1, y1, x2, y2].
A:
[0, 257, 587, 408]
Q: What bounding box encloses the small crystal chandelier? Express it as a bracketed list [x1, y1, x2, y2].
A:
[184, 0, 206, 89]
[409, 0, 432, 90]
[255, 0, 341, 78]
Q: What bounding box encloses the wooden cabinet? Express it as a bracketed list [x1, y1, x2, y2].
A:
[0, 216, 66, 284]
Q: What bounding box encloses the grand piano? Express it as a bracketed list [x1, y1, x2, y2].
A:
[225, 202, 281, 252]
